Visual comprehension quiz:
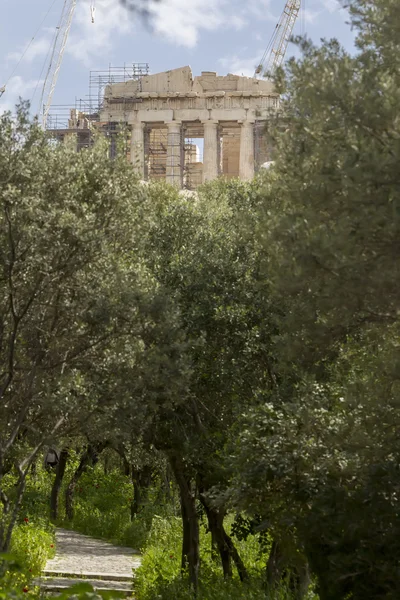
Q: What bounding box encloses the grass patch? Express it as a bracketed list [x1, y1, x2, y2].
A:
[135, 514, 272, 600]
[65, 469, 154, 550]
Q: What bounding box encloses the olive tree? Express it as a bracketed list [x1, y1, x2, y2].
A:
[0, 104, 151, 550]
[234, 0, 400, 597]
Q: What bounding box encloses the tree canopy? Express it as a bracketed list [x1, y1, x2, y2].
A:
[2, 2, 400, 597]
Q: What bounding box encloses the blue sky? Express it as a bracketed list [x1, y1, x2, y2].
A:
[1, 0, 356, 116]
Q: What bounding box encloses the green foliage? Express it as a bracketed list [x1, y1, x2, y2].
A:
[137, 576, 267, 600]
[68, 468, 150, 550]
[0, 559, 123, 600]
[134, 516, 182, 597]
[3, 3, 400, 594]
[0, 103, 188, 551]
[262, 4, 400, 369]
[239, 327, 400, 599]
[0, 465, 126, 598]
[19, 473, 54, 524]
[51, 581, 124, 599]
[143, 175, 276, 475]
[233, 0, 400, 598]
[0, 518, 54, 596]
[0, 554, 34, 600]
[10, 521, 54, 576]
[135, 514, 271, 600]
[0, 469, 54, 594]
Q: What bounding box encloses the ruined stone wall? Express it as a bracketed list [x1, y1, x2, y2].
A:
[62, 66, 279, 189]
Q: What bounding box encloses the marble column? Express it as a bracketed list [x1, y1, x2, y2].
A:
[239, 120, 255, 180]
[166, 121, 182, 188]
[130, 121, 145, 178]
[202, 120, 219, 183]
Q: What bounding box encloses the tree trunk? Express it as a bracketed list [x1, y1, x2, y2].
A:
[164, 464, 173, 505]
[30, 458, 37, 478]
[103, 451, 110, 475]
[169, 455, 200, 593]
[113, 444, 130, 477]
[122, 457, 130, 477]
[0, 455, 9, 549]
[130, 465, 152, 520]
[50, 448, 69, 521]
[266, 540, 286, 590]
[0, 472, 27, 552]
[228, 535, 249, 583]
[199, 494, 248, 581]
[202, 500, 231, 577]
[65, 442, 107, 521]
[291, 562, 311, 600]
[266, 539, 310, 599]
[180, 489, 191, 572]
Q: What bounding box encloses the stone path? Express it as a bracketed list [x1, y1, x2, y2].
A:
[38, 528, 141, 597]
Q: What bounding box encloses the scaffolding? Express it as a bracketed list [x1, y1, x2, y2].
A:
[183, 139, 195, 189]
[44, 65, 271, 189]
[88, 64, 149, 116]
[46, 63, 149, 152]
[166, 127, 184, 187]
[145, 127, 168, 180]
[182, 124, 204, 190]
[144, 126, 186, 187]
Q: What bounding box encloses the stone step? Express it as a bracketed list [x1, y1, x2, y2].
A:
[37, 577, 133, 596]
[42, 569, 134, 582]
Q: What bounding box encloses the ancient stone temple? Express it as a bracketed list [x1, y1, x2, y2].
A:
[49, 66, 278, 189]
[100, 66, 278, 189]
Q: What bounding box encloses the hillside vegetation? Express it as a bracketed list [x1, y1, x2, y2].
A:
[1, 1, 400, 598]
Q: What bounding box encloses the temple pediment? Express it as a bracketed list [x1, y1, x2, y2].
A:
[104, 66, 276, 99]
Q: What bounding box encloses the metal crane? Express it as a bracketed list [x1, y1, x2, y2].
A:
[254, 0, 301, 78]
[40, 0, 77, 128]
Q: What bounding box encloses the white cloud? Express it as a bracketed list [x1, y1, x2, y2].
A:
[320, 0, 341, 13]
[230, 15, 248, 31]
[0, 76, 43, 115]
[302, 8, 321, 24]
[149, 0, 243, 47]
[6, 36, 53, 65]
[66, 0, 132, 67]
[218, 52, 264, 78]
[1, 0, 348, 95]
[246, 0, 275, 21]
[320, 0, 349, 21]
[3, 1, 131, 73]
[65, 0, 250, 57]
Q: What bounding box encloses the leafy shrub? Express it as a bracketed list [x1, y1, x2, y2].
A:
[0, 465, 55, 596]
[43, 581, 125, 599]
[10, 520, 55, 577]
[0, 560, 124, 600]
[134, 516, 182, 597]
[135, 514, 275, 600]
[0, 520, 54, 597]
[69, 468, 160, 551]
[20, 470, 55, 523]
[139, 576, 267, 600]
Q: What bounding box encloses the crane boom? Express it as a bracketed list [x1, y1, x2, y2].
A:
[254, 0, 301, 78]
[40, 0, 77, 128]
